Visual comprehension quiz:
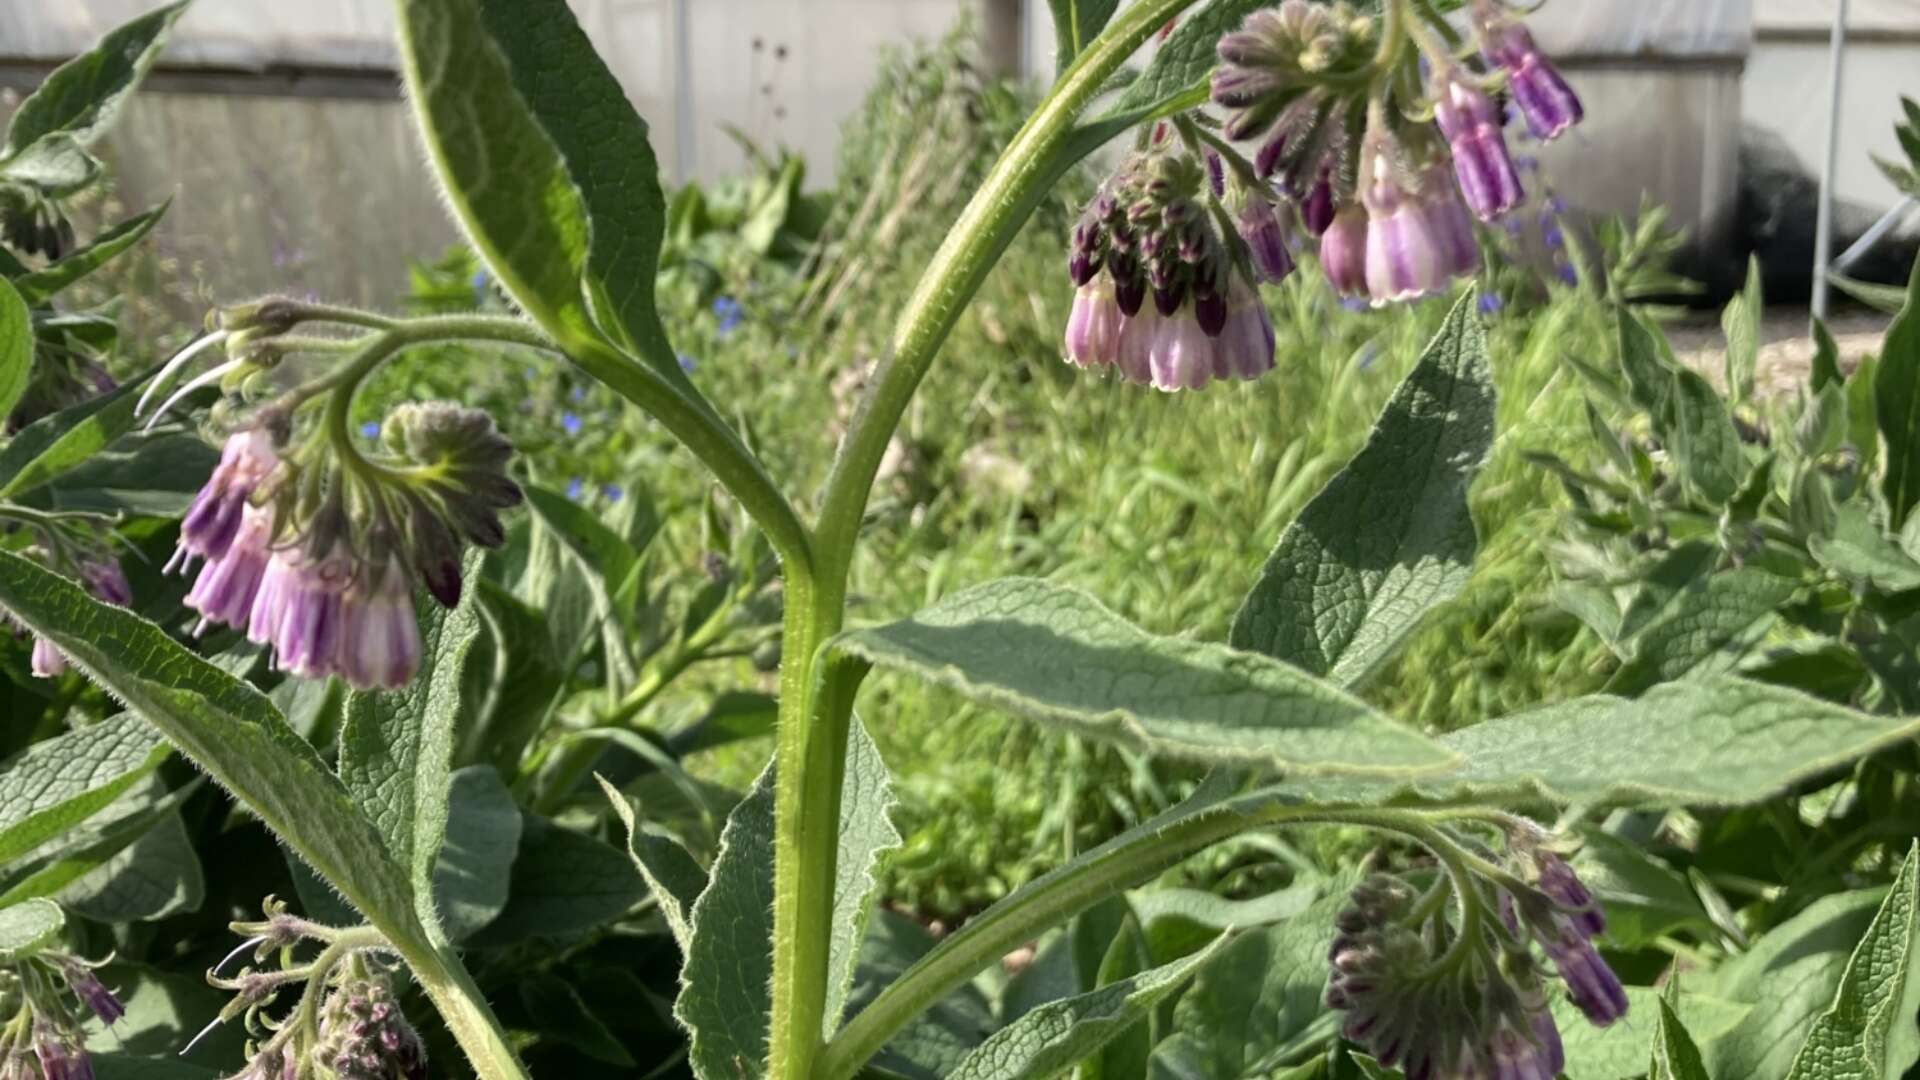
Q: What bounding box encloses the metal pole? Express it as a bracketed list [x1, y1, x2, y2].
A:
[1834, 196, 1918, 275]
[673, 0, 695, 185]
[1812, 0, 1848, 320]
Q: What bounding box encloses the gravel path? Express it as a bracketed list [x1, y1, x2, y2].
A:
[1670, 308, 1892, 396]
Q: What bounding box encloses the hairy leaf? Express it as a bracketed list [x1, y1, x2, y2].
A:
[1149, 889, 1348, 1079]
[0, 134, 102, 195]
[433, 766, 521, 942]
[834, 577, 1455, 775]
[845, 911, 998, 1079]
[0, 713, 166, 864]
[1708, 887, 1886, 1080]
[1723, 256, 1762, 403]
[0, 369, 154, 499]
[1651, 997, 1712, 1080]
[1782, 843, 1920, 1080]
[946, 936, 1228, 1080]
[470, 0, 697, 392]
[1876, 259, 1920, 527]
[13, 202, 169, 304]
[467, 813, 647, 947]
[3, 1, 187, 153]
[826, 718, 903, 1036]
[339, 556, 484, 937]
[0, 552, 424, 947]
[1286, 678, 1920, 809]
[1572, 830, 1710, 950]
[1557, 989, 1747, 1079]
[1103, 0, 1261, 127]
[0, 277, 30, 419]
[1619, 310, 1746, 504]
[0, 779, 200, 910]
[1606, 570, 1798, 694]
[0, 899, 64, 962]
[1811, 506, 1920, 591]
[677, 757, 776, 1079]
[599, 776, 705, 952]
[1231, 292, 1494, 686]
[523, 483, 638, 687]
[60, 803, 204, 922]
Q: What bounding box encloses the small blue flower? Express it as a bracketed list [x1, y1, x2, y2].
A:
[602, 484, 625, 502]
[1557, 261, 1579, 286]
[1478, 293, 1505, 315]
[714, 295, 745, 337]
[1340, 296, 1371, 314]
[567, 477, 585, 500]
[570, 386, 588, 403]
[471, 269, 491, 303]
[678, 354, 698, 373]
[562, 411, 583, 436]
[360, 420, 381, 438]
[1542, 226, 1566, 250]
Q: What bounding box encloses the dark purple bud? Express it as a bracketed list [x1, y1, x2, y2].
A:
[1068, 251, 1101, 287]
[1239, 199, 1295, 284]
[1114, 276, 1146, 317]
[1485, 23, 1583, 140]
[1537, 853, 1606, 937]
[1193, 290, 1228, 336]
[1544, 927, 1628, 1027]
[61, 961, 125, 1026]
[1254, 132, 1288, 180]
[1153, 281, 1187, 318]
[1300, 175, 1335, 236]
[1205, 152, 1225, 198]
[80, 558, 133, 608]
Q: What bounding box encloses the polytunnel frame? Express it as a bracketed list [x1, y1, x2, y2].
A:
[1814, 0, 1919, 319]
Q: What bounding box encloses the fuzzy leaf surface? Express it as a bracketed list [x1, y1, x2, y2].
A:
[1879, 259, 1920, 528]
[3, 1, 187, 153]
[1231, 292, 1494, 686]
[0, 278, 30, 420]
[1651, 997, 1712, 1080]
[0, 713, 166, 864]
[1782, 842, 1920, 1080]
[946, 936, 1228, 1080]
[1285, 678, 1920, 809]
[677, 757, 776, 1079]
[339, 557, 484, 937]
[834, 577, 1455, 775]
[0, 551, 424, 946]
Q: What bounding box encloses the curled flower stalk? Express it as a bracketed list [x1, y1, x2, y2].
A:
[1326, 828, 1625, 1080]
[143, 302, 525, 690]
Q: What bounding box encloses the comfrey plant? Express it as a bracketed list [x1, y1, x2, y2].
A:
[6, 3, 1920, 1080]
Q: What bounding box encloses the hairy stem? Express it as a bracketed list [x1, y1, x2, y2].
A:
[767, 3, 1207, 1076]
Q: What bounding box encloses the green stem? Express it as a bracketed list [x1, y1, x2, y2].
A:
[815, 804, 1451, 1080]
[770, 4, 1206, 1076]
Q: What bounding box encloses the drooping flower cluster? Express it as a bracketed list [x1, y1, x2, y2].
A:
[1063, 149, 1277, 391]
[1324, 842, 1622, 1080]
[0, 950, 126, 1080]
[1211, 0, 1585, 304]
[309, 968, 427, 1080]
[162, 403, 519, 690]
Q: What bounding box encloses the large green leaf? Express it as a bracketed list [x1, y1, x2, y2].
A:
[0, 369, 154, 499]
[1287, 678, 1920, 809]
[677, 757, 776, 1080]
[846, 912, 998, 1079]
[1619, 310, 1746, 505]
[1811, 505, 1920, 591]
[1230, 292, 1494, 686]
[1572, 830, 1711, 951]
[60, 802, 204, 923]
[0, 551, 424, 945]
[468, 0, 694, 392]
[12, 202, 169, 305]
[339, 558, 484, 937]
[466, 813, 647, 947]
[0, 779, 200, 910]
[1558, 988, 1747, 1079]
[1605, 569, 1798, 694]
[600, 775, 705, 952]
[522, 483, 638, 688]
[945, 936, 1228, 1080]
[0, 713, 167, 863]
[1651, 997, 1713, 1080]
[0, 133, 102, 196]
[1876, 260, 1920, 528]
[1707, 887, 1887, 1080]
[433, 765, 521, 943]
[1782, 843, 1920, 1080]
[0, 277, 31, 419]
[1722, 256, 1763, 403]
[833, 577, 1454, 775]
[3, 1, 188, 154]
[0, 899, 64, 962]
[1048, 0, 1123, 73]
[826, 719, 903, 1037]
[1149, 889, 1347, 1079]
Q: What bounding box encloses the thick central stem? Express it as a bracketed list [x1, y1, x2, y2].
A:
[765, 2, 1204, 1077]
